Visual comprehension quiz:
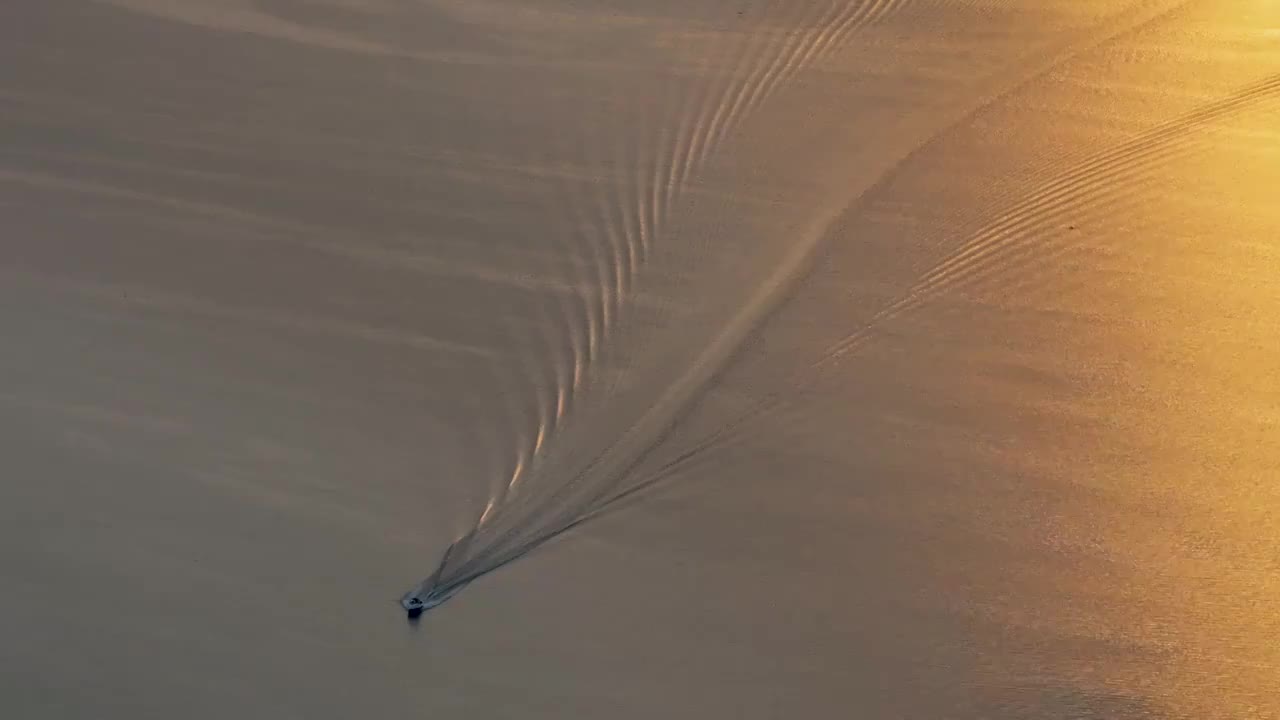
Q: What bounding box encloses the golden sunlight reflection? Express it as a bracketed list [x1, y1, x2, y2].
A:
[940, 3, 1280, 714]
[1093, 81, 1280, 719]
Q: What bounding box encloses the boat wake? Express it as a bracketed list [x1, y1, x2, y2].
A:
[398, 2, 1277, 618]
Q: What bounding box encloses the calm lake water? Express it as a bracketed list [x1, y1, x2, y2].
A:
[3, 1, 1278, 717]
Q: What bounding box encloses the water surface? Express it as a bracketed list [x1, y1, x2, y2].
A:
[3, 1, 1278, 717]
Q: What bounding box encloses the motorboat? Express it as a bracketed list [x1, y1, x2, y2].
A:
[399, 541, 466, 619]
[400, 581, 465, 618]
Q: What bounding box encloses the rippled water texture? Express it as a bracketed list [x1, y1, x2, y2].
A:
[3, 1, 1278, 717]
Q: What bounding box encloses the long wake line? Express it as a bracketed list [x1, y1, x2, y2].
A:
[399, 0, 1249, 617]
